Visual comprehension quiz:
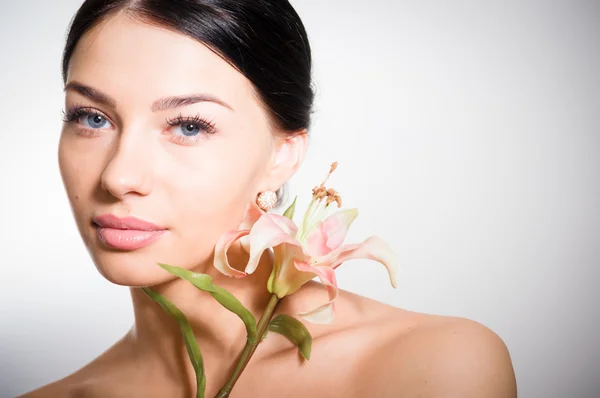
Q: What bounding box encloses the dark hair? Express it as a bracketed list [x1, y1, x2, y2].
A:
[61, 0, 315, 205]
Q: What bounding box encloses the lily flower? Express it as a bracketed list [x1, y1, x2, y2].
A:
[214, 163, 398, 324]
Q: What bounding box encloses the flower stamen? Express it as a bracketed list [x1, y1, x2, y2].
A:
[298, 162, 344, 242]
[311, 162, 343, 208]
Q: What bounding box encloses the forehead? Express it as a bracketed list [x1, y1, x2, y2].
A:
[66, 12, 255, 108]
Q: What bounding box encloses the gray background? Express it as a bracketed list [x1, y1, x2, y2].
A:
[0, 1, 599, 397]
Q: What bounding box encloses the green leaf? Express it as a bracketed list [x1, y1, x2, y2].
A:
[158, 263, 258, 344]
[267, 314, 312, 360]
[283, 196, 298, 220]
[261, 329, 269, 341]
[141, 287, 206, 398]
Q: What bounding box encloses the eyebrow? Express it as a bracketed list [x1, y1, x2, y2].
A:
[63, 81, 233, 112]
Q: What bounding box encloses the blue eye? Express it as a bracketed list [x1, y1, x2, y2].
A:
[61, 106, 217, 145]
[179, 123, 201, 137]
[61, 106, 113, 136]
[83, 113, 112, 129]
[166, 114, 218, 145]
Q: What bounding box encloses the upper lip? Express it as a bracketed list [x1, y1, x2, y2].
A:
[93, 214, 166, 231]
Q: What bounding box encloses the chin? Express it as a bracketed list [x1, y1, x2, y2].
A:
[79, 222, 220, 287]
[85, 244, 212, 288]
[88, 252, 171, 287]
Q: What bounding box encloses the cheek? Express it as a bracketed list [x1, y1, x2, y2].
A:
[58, 134, 100, 227]
[58, 136, 81, 206]
[167, 136, 270, 240]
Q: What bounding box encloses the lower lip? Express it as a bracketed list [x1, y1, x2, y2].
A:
[96, 228, 166, 250]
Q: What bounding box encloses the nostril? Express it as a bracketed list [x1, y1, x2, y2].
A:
[98, 139, 155, 200]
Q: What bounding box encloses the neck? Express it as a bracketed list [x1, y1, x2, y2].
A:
[127, 248, 276, 393]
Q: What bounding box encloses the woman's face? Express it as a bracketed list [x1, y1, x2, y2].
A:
[59, 13, 300, 286]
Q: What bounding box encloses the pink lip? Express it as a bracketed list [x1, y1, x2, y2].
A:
[93, 214, 167, 250]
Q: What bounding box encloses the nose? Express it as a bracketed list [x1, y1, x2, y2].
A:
[100, 133, 154, 199]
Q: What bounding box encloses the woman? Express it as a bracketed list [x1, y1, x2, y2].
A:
[20, 0, 517, 397]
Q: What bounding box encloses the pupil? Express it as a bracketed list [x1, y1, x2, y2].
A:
[87, 114, 105, 128]
[182, 123, 199, 136]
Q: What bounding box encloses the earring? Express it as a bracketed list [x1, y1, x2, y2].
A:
[256, 191, 278, 211]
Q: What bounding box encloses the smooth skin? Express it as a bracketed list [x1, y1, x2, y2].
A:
[19, 11, 517, 398]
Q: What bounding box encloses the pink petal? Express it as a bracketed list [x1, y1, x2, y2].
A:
[238, 202, 266, 253]
[213, 230, 250, 278]
[244, 214, 303, 275]
[269, 243, 313, 297]
[239, 202, 265, 230]
[317, 236, 398, 288]
[297, 303, 336, 324]
[268, 214, 299, 237]
[294, 262, 339, 324]
[306, 209, 358, 257]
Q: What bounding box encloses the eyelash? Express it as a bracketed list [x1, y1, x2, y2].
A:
[60, 104, 218, 145]
[165, 113, 218, 145]
[61, 105, 97, 125]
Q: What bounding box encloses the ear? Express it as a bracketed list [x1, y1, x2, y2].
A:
[261, 130, 309, 192]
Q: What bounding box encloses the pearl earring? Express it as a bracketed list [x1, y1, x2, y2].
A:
[256, 191, 278, 211]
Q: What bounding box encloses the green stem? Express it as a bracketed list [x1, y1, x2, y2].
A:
[214, 294, 280, 398]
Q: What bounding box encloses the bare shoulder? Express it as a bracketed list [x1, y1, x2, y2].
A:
[363, 309, 518, 398]
[308, 287, 517, 398]
[16, 335, 133, 398]
[17, 384, 60, 398]
[16, 376, 74, 398]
